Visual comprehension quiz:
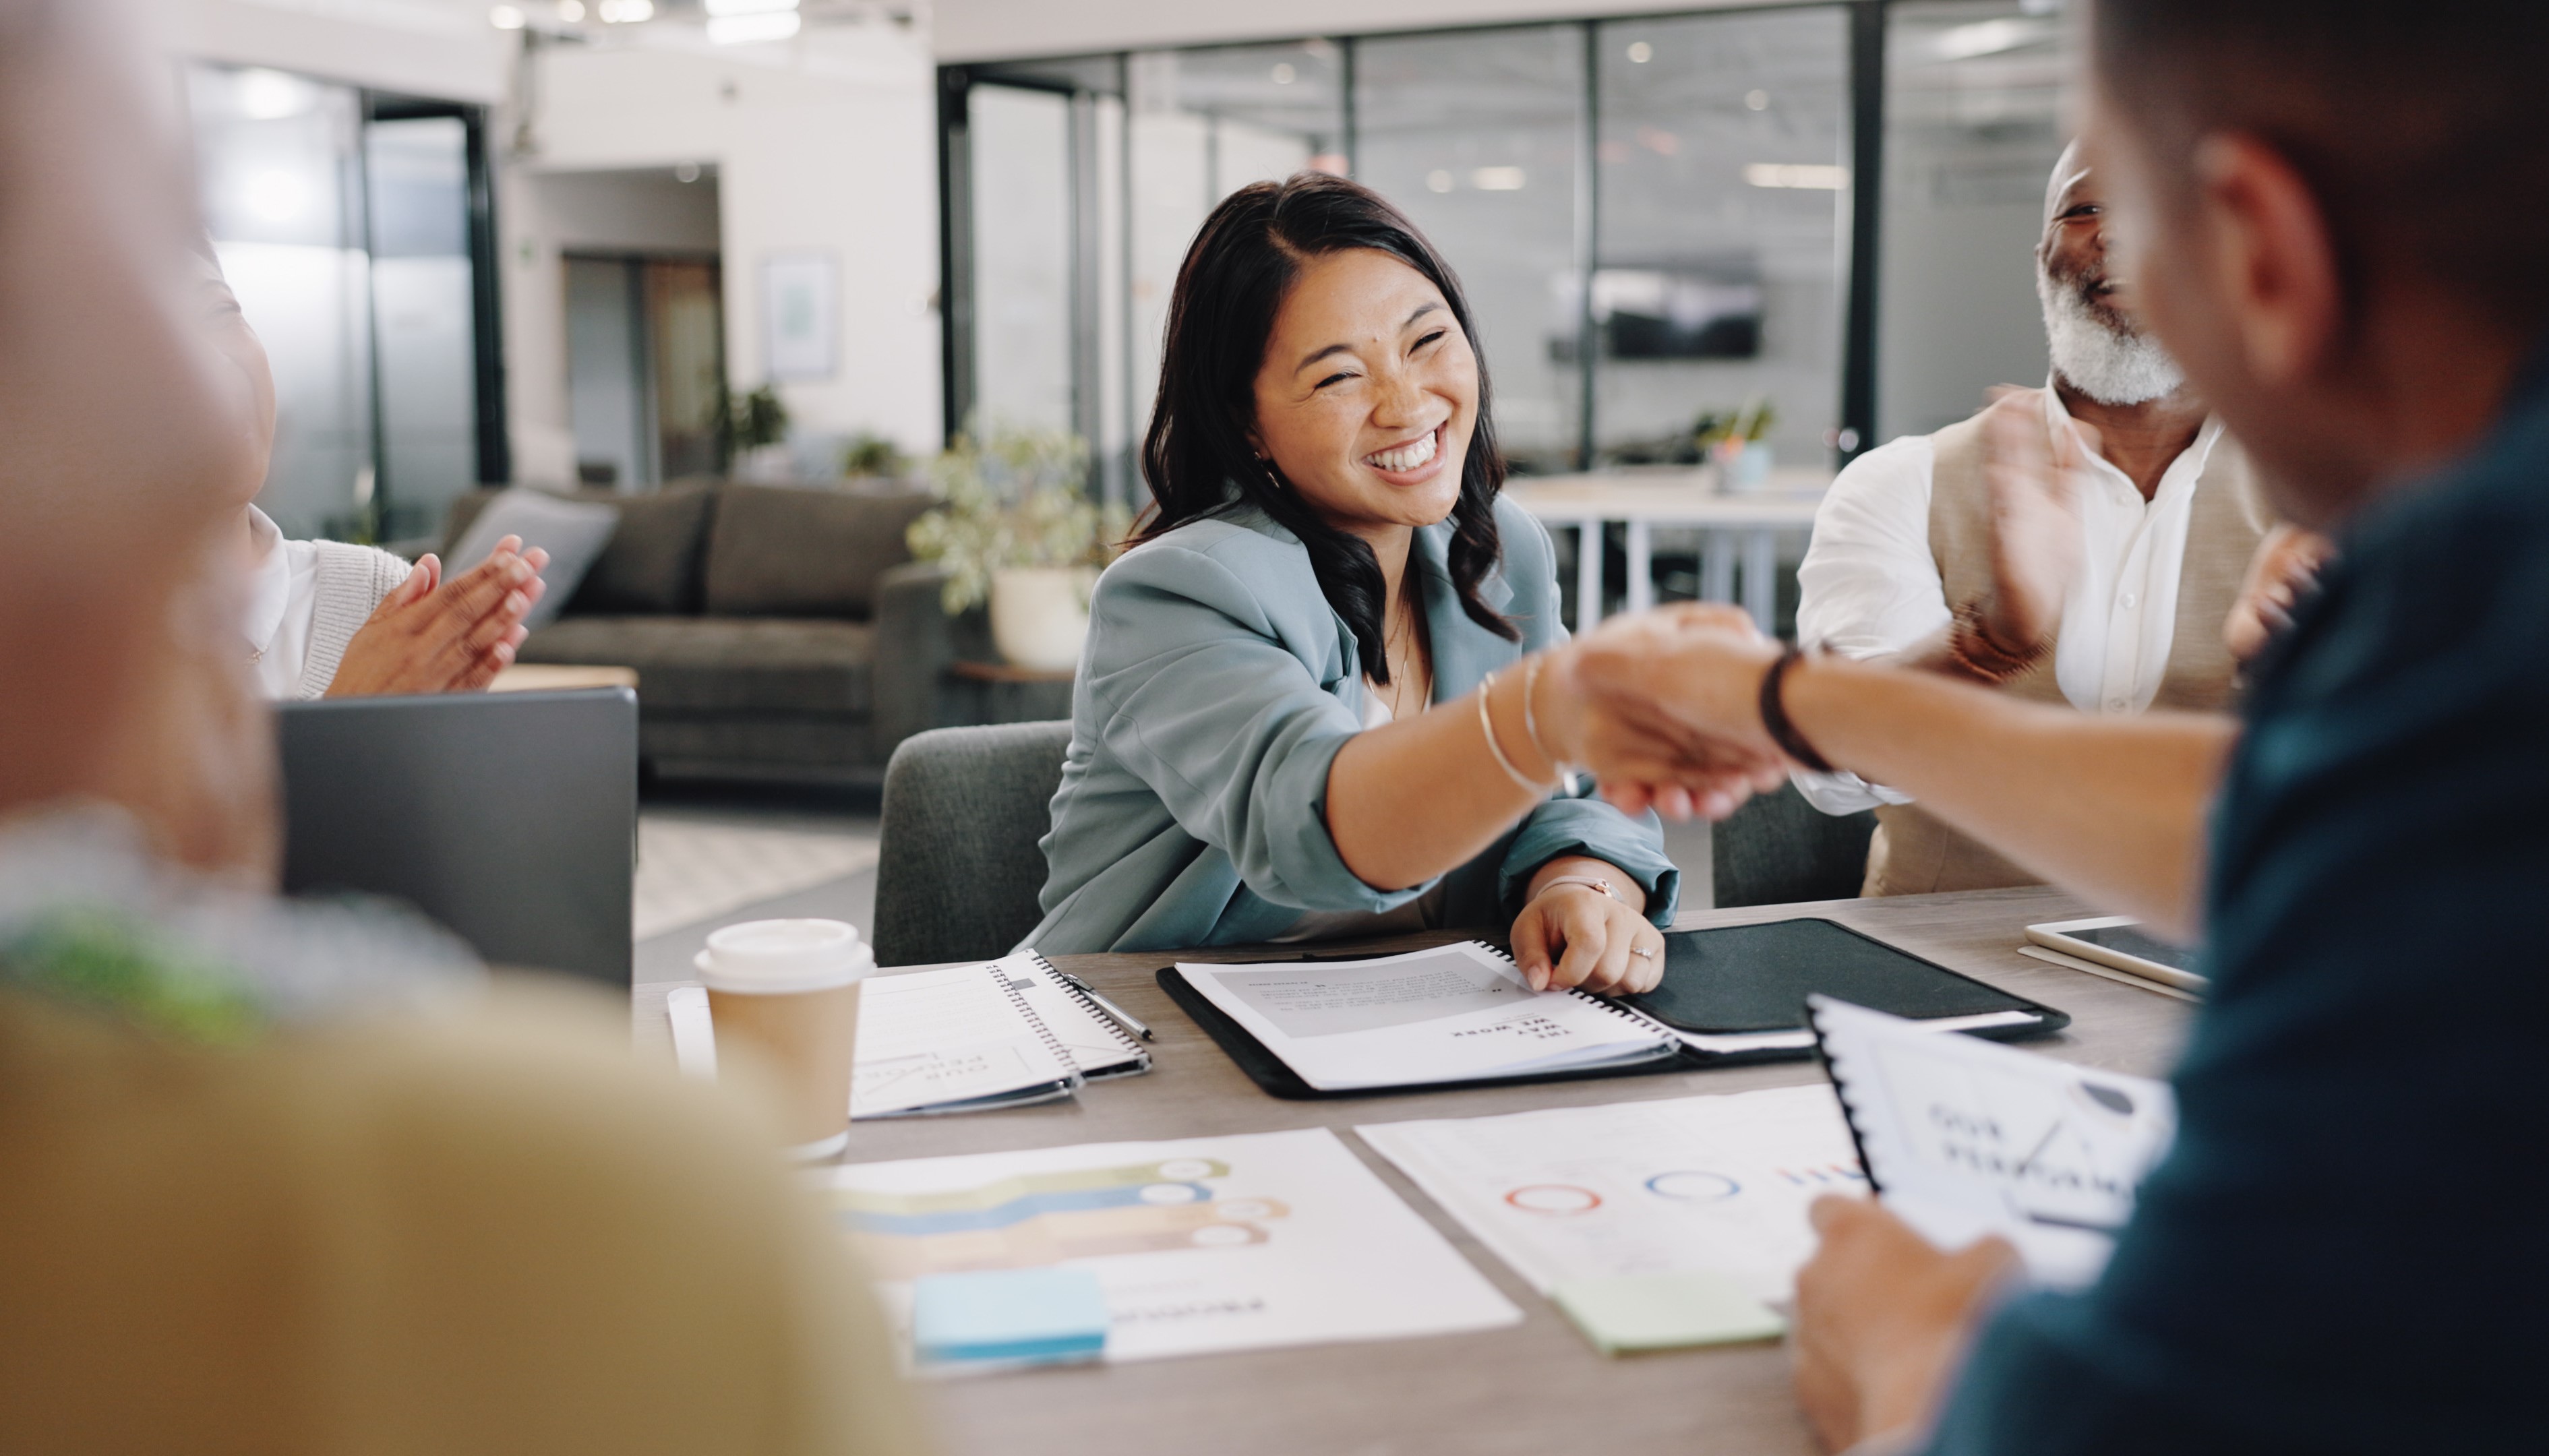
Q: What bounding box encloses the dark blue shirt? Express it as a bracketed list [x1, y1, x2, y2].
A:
[1924, 348, 2549, 1453]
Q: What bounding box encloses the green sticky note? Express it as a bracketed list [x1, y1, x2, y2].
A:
[1551, 1272, 1787, 1355]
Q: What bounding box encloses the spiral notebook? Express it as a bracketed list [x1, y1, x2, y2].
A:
[995, 950, 1152, 1081]
[1170, 942, 1681, 1093]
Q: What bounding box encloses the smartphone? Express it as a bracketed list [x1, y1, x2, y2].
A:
[2025, 916, 2207, 994]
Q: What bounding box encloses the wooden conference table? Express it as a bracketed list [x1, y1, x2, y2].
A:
[634, 884, 2190, 1456]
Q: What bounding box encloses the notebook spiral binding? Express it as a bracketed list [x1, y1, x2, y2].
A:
[1029, 950, 1143, 1056]
[992, 961, 1086, 1091]
[1478, 943, 1682, 1048]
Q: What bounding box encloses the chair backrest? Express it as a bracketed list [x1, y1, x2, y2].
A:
[871, 720, 1074, 967]
[1710, 781, 1878, 909]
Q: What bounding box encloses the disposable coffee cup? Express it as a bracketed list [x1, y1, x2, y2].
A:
[695, 918, 874, 1160]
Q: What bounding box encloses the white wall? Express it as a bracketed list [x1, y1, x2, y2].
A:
[160, 0, 508, 102]
[933, 0, 1779, 63]
[512, 28, 942, 469]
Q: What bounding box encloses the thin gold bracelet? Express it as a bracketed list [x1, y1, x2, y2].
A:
[1476, 670, 1554, 794]
[1520, 655, 1582, 797]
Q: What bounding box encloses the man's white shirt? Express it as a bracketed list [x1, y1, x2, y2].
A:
[1791, 384, 2225, 814]
[243, 505, 321, 701]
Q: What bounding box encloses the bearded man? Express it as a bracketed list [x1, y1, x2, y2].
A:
[1791, 142, 2273, 895]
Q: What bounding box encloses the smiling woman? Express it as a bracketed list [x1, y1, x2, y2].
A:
[1019, 174, 1762, 995]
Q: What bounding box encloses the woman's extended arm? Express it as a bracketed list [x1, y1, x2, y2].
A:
[1323, 661, 1569, 891]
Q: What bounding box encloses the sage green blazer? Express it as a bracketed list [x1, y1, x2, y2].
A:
[1023, 495, 1679, 954]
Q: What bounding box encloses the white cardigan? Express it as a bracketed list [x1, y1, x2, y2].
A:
[244, 508, 412, 700]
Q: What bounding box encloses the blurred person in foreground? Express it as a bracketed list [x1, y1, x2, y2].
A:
[191, 246, 553, 699]
[1562, 1, 2549, 1449]
[0, 6, 929, 1452]
[1793, 142, 2329, 894]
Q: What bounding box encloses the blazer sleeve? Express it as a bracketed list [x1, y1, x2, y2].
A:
[1497, 790, 1681, 928]
[1080, 540, 1425, 915]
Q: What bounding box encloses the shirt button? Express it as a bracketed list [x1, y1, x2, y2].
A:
[2107, 697, 2129, 712]
[2120, 593, 2138, 609]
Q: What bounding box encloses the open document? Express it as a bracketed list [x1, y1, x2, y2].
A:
[1809, 996, 2178, 1290]
[822, 1127, 1521, 1364]
[1175, 942, 1679, 1092]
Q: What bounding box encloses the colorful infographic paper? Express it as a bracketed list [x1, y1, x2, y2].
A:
[821, 1127, 1520, 1363]
[1356, 1085, 1865, 1304]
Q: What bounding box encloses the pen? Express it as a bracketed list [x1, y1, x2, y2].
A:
[1062, 971, 1154, 1041]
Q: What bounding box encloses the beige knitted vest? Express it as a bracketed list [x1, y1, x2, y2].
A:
[1861, 413, 2266, 897]
[298, 541, 412, 700]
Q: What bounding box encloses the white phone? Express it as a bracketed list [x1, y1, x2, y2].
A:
[2025, 916, 2208, 994]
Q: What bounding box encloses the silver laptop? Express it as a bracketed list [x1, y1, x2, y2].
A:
[277, 689, 638, 987]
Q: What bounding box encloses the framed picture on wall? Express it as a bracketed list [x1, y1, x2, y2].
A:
[761, 251, 839, 382]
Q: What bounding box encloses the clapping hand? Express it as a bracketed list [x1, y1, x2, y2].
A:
[1977, 387, 2090, 655]
[2223, 524, 2332, 663]
[323, 535, 551, 697]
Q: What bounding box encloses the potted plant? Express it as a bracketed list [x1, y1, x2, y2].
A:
[906, 423, 1130, 671]
[839, 430, 909, 488]
[713, 383, 792, 481]
[1697, 396, 1778, 492]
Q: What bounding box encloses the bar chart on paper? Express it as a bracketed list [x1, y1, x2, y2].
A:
[821, 1128, 1520, 1363]
[1358, 1085, 1865, 1303]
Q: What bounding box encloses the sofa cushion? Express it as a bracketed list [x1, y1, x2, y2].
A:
[569, 485, 717, 613]
[444, 485, 719, 615]
[702, 485, 936, 620]
[518, 615, 876, 716]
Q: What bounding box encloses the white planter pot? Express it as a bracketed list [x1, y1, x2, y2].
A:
[989, 567, 1094, 672]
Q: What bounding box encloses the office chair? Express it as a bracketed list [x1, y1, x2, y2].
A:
[870, 720, 1073, 967]
[1710, 780, 1878, 908]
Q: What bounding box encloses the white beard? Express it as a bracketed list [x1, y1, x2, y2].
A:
[2038, 268, 2185, 406]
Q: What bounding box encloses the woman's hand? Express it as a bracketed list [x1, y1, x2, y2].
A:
[1511, 857, 1663, 996]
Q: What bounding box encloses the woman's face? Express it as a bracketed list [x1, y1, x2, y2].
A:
[1249, 247, 1479, 540]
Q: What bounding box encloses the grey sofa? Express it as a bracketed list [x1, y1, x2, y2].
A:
[444, 483, 993, 783]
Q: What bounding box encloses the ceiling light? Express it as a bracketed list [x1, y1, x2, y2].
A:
[1931, 18, 2043, 61]
[556, 0, 584, 20]
[706, 0, 797, 13]
[1745, 89, 1770, 111]
[1471, 166, 1525, 191]
[241, 170, 309, 224]
[1426, 169, 1454, 193]
[597, 0, 653, 20]
[489, 4, 526, 28]
[708, 10, 799, 42]
[235, 68, 316, 120]
[1625, 40, 1654, 63]
[1743, 162, 1849, 190]
[1271, 63, 1296, 84]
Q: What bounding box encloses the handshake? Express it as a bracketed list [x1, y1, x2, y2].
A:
[1532, 604, 1806, 821]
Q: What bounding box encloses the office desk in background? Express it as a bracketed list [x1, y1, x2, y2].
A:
[1502, 469, 1829, 632]
[634, 885, 2189, 1456]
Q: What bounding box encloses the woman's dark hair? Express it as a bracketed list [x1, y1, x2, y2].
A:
[1136, 171, 1516, 683]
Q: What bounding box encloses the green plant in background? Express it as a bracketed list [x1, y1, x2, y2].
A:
[907, 422, 1131, 614]
[711, 382, 791, 471]
[1691, 396, 1778, 452]
[840, 431, 908, 480]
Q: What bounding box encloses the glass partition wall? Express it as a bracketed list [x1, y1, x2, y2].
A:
[945, 1, 2076, 518]
[188, 64, 504, 542]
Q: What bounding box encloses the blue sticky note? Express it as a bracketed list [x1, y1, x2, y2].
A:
[911, 1267, 1110, 1366]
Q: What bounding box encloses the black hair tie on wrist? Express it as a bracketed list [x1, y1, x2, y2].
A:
[1759, 643, 1836, 775]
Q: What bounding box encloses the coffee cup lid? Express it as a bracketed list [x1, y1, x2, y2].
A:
[694, 918, 874, 994]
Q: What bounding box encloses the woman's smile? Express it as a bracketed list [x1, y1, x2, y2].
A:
[1360, 423, 1445, 484]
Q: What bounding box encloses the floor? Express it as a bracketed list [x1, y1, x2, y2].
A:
[632, 781, 1715, 977]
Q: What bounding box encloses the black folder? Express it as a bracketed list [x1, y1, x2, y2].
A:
[1160, 917, 2069, 1101]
